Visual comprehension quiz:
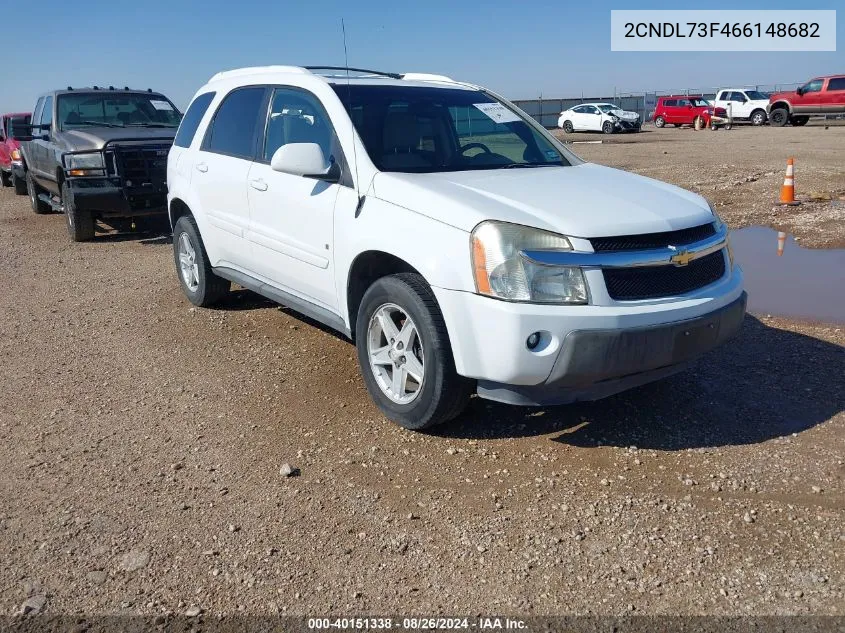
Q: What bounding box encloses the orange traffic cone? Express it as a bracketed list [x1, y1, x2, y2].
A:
[777, 231, 786, 256]
[778, 158, 800, 205]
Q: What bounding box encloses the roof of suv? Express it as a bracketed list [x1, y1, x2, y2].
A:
[205, 66, 477, 91]
[39, 87, 168, 98]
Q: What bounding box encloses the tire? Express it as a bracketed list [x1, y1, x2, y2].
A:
[12, 173, 27, 195]
[0, 170, 10, 187]
[791, 116, 809, 127]
[173, 214, 230, 307]
[602, 121, 614, 134]
[26, 171, 51, 214]
[562, 120, 574, 134]
[769, 108, 788, 127]
[61, 181, 95, 242]
[654, 116, 665, 128]
[724, 122, 732, 131]
[355, 273, 473, 431]
[750, 109, 767, 126]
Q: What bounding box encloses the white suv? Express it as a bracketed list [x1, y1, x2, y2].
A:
[167, 65, 746, 430]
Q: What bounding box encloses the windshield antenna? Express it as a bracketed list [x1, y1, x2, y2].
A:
[341, 19, 364, 213]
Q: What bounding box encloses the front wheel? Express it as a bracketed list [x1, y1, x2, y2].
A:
[12, 173, 27, 195]
[769, 108, 788, 127]
[602, 121, 614, 134]
[356, 273, 473, 431]
[62, 181, 95, 242]
[173, 215, 230, 307]
[654, 116, 665, 128]
[750, 110, 767, 126]
[0, 170, 10, 187]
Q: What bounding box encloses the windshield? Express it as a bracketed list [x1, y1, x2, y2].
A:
[745, 90, 768, 100]
[597, 104, 621, 113]
[331, 84, 569, 173]
[57, 93, 182, 130]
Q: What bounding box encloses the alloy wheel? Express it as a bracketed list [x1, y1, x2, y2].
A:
[177, 232, 200, 292]
[367, 303, 425, 404]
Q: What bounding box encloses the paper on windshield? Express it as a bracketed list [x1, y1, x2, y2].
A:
[150, 100, 174, 111]
[473, 103, 520, 124]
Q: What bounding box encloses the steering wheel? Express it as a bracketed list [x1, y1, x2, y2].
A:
[460, 142, 492, 156]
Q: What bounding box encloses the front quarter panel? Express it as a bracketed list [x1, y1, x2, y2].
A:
[334, 195, 474, 328]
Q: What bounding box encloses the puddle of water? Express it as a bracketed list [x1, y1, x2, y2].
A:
[730, 226, 845, 324]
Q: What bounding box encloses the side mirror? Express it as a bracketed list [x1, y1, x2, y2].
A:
[270, 143, 339, 182]
[796, 88, 804, 96]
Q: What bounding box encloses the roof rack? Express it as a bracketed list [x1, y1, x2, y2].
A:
[305, 66, 402, 80]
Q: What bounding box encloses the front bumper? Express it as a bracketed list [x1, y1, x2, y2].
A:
[10, 162, 25, 179]
[68, 177, 167, 218]
[615, 119, 641, 131]
[477, 292, 746, 405]
[433, 266, 745, 405]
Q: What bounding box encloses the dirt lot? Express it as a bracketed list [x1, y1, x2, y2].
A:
[0, 125, 843, 622]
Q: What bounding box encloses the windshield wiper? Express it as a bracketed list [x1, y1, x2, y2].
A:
[125, 122, 177, 128]
[69, 121, 125, 128]
[500, 162, 560, 169]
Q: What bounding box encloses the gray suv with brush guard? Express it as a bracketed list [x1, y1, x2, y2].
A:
[20, 87, 181, 241]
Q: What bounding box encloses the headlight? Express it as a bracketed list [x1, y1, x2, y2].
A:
[65, 152, 106, 176]
[10, 149, 21, 161]
[708, 201, 732, 267]
[471, 221, 588, 304]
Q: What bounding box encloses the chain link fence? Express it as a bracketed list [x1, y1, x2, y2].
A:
[513, 82, 804, 127]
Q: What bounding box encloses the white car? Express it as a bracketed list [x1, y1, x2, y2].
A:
[557, 103, 641, 134]
[714, 89, 770, 125]
[167, 65, 745, 430]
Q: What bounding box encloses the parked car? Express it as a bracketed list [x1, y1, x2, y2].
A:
[768, 75, 845, 127]
[713, 89, 770, 125]
[652, 96, 723, 128]
[557, 103, 641, 134]
[167, 65, 745, 431]
[0, 112, 31, 194]
[20, 87, 181, 241]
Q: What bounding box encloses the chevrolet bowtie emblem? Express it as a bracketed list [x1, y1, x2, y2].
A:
[670, 249, 694, 266]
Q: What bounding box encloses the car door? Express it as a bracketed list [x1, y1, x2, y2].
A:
[0, 117, 8, 170]
[28, 97, 52, 187]
[582, 105, 603, 131]
[194, 85, 266, 268]
[793, 79, 824, 113]
[245, 85, 347, 311]
[821, 77, 845, 113]
[660, 99, 677, 123]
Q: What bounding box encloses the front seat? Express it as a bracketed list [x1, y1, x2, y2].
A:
[380, 112, 430, 170]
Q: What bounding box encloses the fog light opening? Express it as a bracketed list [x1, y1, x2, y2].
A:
[526, 332, 541, 350]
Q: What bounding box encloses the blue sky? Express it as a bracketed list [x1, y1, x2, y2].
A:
[3, 0, 843, 111]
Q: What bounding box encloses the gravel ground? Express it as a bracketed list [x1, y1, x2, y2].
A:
[555, 122, 845, 249]
[0, 126, 843, 621]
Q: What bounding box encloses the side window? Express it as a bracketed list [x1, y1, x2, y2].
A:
[826, 77, 845, 91]
[663, 99, 677, 107]
[262, 87, 336, 162]
[32, 98, 45, 127]
[802, 79, 823, 93]
[676, 99, 689, 107]
[717, 91, 727, 101]
[586, 106, 600, 115]
[734, 92, 747, 102]
[174, 92, 215, 148]
[40, 96, 54, 128]
[203, 87, 265, 159]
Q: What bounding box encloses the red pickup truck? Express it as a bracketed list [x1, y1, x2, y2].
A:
[0, 112, 31, 194]
[768, 75, 845, 126]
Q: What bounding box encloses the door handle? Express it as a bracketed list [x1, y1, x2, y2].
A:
[196, 162, 208, 173]
[249, 178, 268, 192]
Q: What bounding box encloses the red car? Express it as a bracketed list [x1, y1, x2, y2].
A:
[768, 75, 845, 127]
[0, 112, 31, 194]
[652, 96, 725, 128]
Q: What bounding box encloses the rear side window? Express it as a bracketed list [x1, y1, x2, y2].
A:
[827, 77, 845, 91]
[203, 87, 265, 159]
[174, 92, 215, 148]
[663, 99, 677, 107]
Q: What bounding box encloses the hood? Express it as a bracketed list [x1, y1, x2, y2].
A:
[609, 108, 639, 121]
[372, 163, 715, 238]
[59, 126, 177, 151]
